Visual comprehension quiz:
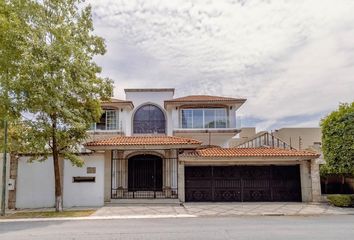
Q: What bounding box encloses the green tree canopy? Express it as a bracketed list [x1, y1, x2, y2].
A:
[1, 0, 113, 211]
[0, 0, 32, 119]
[320, 102, 354, 176]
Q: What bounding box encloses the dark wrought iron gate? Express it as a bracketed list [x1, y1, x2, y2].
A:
[111, 151, 178, 199]
[128, 155, 162, 191]
[185, 166, 301, 202]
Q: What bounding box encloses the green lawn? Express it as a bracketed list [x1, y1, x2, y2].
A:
[0, 210, 96, 219]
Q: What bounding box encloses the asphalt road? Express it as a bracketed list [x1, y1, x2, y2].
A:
[1, 215, 354, 240]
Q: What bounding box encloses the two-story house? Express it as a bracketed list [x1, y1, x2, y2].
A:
[7, 88, 321, 209]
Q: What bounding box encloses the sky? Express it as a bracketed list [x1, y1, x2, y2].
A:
[88, 0, 354, 131]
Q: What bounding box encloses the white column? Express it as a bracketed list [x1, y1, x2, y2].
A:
[300, 161, 312, 202]
[104, 151, 112, 202]
[116, 151, 124, 198]
[311, 159, 322, 202]
[164, 150, 172, 197]
[178, 161, 185, 202]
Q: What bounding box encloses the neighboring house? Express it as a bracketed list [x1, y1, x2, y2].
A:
[272, 128, 322, 151]
[6, 88, 321, 208]
[230, 127, 322, 151]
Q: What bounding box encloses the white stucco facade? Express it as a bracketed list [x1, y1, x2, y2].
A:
[63, 154, 105, 207]
[120, 88, 243, 146]
[4, 88, 321, 208]
[16, 157, 55, 209]
[124, 89, 174, 136]
[15, 154, 105, 209]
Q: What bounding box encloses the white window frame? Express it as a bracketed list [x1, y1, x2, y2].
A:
[90, 109, 119, 131]
[180, 108, 228, 129]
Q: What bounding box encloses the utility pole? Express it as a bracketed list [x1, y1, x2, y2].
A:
[1, 119, 8, 216]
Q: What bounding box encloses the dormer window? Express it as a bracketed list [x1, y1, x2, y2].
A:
[91, 109, 119, 131]
[180, 108, 228, 129]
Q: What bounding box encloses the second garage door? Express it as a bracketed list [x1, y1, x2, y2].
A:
[185, 166, 301, 202]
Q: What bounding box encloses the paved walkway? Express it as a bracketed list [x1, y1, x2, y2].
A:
[92, 202, 354, 217]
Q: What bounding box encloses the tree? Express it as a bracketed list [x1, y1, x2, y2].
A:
[0, 0, 35, 214]
[320, 102, 354, 192]
[0, 0, 31, 117]
[13, 0, 113, 211]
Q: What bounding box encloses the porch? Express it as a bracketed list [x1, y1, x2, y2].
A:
[109, 149, 179, 200]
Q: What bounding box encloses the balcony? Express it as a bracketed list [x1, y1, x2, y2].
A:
[173, 128, 240, 134]
[235, 132, 295, 150]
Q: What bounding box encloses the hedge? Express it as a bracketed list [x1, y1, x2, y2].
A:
[327, 195, 354, 207]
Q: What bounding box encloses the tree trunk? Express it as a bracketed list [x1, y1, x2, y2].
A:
[52, 115, 63, 212]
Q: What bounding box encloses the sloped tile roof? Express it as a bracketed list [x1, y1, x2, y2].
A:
[101, 98, 134, 108]
[102, 98, 133, 104]
[164, 95, 246, 104]
[85, 136, 202, 147]
[182, 147, 319, 158]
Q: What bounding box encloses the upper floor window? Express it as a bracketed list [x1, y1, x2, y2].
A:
[133, 104, 166, 134]
[181, 108, 228, 129]
[91, 109, 119, 131]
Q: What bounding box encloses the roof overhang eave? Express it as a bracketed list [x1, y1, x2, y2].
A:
[164, 99, 247, 108]
[179, 155, 318, 163]
[84, 143, 200, 151]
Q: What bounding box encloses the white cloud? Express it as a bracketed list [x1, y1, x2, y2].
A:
[88, 0, 354, 129]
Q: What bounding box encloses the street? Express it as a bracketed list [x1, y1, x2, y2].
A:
[1, 215, 354, 240]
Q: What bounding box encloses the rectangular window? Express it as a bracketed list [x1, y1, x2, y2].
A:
[91, 109, 119, 131]
[204, 109, 215, 128]
[106, 110, 118, 130]
[180, 108, 228, 129]
[193, 109, 204, 128]
[96, 112, 107, 130]
[181, 109, 193, 128]
[215, 108, 227, 128]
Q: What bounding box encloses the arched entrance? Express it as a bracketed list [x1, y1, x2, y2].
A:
[128, 154, 163, 191]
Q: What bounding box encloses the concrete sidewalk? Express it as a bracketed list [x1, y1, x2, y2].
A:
[2, 202, 354, 223]
[93, 202, 354, 217]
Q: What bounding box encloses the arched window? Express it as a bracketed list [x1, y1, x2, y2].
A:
[133, 104, 166, 134]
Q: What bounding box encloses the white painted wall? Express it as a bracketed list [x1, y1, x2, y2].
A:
[174, 132, 234, 147]
[229, 107, 237, 128]
[16, 157, 55, 209]
[170, 108, 179, 130]
[63, 154, 105, 207]
[125, 90, 174, 136]
[109, 90, 241, 140]
[273, 128, 322, 150]
[125, 91, 174, 109]
[0, 154, 10, 208]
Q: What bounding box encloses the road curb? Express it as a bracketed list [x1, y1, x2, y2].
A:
[0, 214, 197, 223]
[1, 212, 354, 223]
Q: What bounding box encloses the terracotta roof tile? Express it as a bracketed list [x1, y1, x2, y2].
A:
[101, 98, 133, 104]
[182, 147, 319, 158]
[85, 136, 202, 147]
[165, 95, 246, 103]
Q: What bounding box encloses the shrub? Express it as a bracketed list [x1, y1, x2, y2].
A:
[327, 195, 354, 207]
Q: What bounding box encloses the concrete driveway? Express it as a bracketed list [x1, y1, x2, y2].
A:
[92, 202, 354, 217]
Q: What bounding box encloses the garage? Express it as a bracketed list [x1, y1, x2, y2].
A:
[185, 165, 301, 202]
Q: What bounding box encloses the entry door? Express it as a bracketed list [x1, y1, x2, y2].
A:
[185, 166, 301, 202]
[128, 155, 162, 191]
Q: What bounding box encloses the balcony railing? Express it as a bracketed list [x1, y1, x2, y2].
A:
[235, 132, 295, 150]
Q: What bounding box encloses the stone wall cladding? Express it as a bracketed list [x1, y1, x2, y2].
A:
[8, 154, 18, 209]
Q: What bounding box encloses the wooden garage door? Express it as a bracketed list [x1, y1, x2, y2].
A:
[185, 166, 301, 202]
